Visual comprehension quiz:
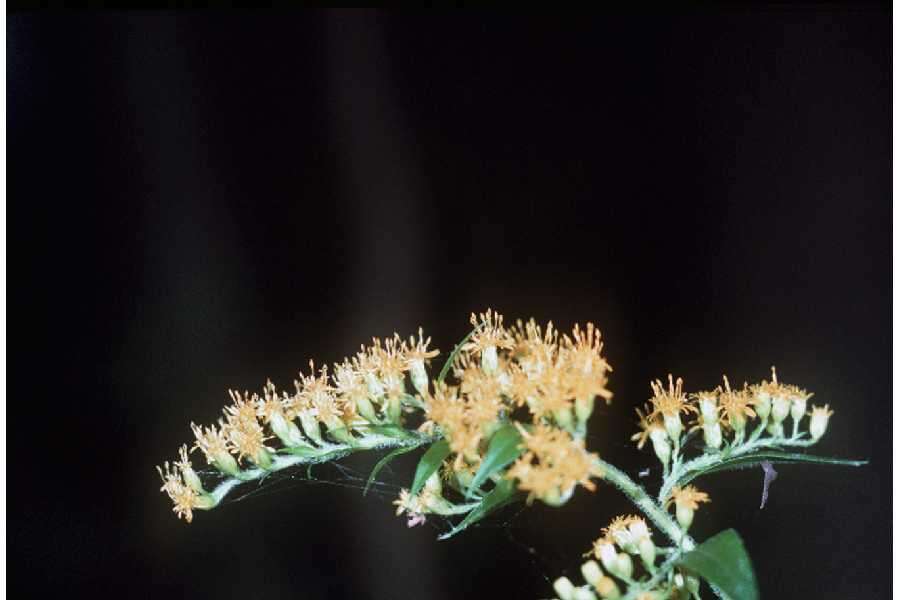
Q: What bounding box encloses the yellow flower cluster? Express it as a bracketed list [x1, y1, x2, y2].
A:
[422, 310, 613, 502]
[632, 366, 830, 454]
[157, 328, 441, 520]
[506, 423, 604, 504]
[156, 445, 212, 523]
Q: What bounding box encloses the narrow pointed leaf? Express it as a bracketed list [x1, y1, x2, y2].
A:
[410, 440, 451, 497]
[678, 529, 758, 600]
[677, 450, 868, 489]
[364, 445, 420, 497]
[438, 478, 518, 540]
[466, 424, 524, 499]
[437, 330, 474, 384]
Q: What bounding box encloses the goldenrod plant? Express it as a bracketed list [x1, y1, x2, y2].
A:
[156, 310, 865, 599]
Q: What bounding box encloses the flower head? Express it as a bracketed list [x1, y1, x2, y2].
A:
[157, 449, 213, 523]
[649, 374, 693, 419]
[718, 376, 755, 432]
[506, 423, 603, 503]
[405, 326, 440, 364]
[191, 421, 232, 465]
[667, 485, 711, 510]
[649, 374, 695, 443]
[667, 485, 711, 530]
[808, 404, 834, 441]
[463, 308, 514, 354]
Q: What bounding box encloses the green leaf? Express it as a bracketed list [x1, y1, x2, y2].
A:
[678, 529, 758, 600]
[466, 424, 524, 499]
[410, 440, 451, 497]
[363, 445, 420, 497]
[677, 450, 868, 489]
[359, 424, 416, 440]
[438, 478, 519, 540]
[437, 329, 475, 384]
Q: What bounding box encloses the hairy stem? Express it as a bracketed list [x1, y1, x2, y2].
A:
[658, 433, 816, 503]
[596, 458, 696, 552]
[203, 431, 436, 510]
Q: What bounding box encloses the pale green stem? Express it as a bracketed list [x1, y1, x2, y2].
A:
[596, 458, 696, 552]
[203, 432, 436, 511]
[658, 433, 814, 503]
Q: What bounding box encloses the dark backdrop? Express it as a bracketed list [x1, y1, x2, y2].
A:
[8, 8, 890, 599]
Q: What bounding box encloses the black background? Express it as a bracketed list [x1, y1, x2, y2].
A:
[8, 8, 891, 599]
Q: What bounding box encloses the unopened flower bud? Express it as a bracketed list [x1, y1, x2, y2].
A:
[754, 391, 771, 421]
[638, 538, 656, 570]
[386, 395, 402, 424]
[180, 465, 204, 493]
[809, 404, 834, 441]
[213, 451, 241, 478]
[771, 394, 790, 424]
[790, 394, 808, 424]
[270, 411, 307, 447]
[252, 447, 273, 469]
[649, 427, 671, 466]
[553, 577, 575, 600]
[597, 542, 618, 573]
[581, 561, 603, 587]
[576, 395, 596, 423]
[365, 372, 384, 399]
[298, 410, 324, 445]
[676, 504, 695, 530]
[614, 553, 633, 580]
[424, 471, 443, 496]
[355, 395, 379, 423]
[410, 359, 429, 396]
[702, 423, 722, 449]
[594, 577, 620, 599]
[663, 413, 683, 444]
[573, 588, 597, 600]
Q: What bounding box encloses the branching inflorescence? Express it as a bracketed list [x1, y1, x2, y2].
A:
[156, 310, 864, 600]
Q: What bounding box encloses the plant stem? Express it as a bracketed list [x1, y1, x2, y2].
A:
[657, 433, 815, 503]
[596, 458, 696, 552]
[203, 432, 435, 510]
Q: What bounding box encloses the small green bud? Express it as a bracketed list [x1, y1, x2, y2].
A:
[181, 466, 204, 493]
[213, 451, 241, 478]
[614, 553, 633, 580]
[580, 560, 603, 587]
[638, 538, 656, 570]
[594, 577, 620, 599]
[575, 395, 596, 423]
[754, 391, 771, 421]
[410, 359, 429, 396]
[702, 422, 722, 449]
[809, 404, 834, 441]
[649, 427, 671, 466]
[573, 587, 597, 600]
[298, 410, 324, 445]
[676, 504, 694, 530]
[553, 576, 575, 600]
[386, 395, 402, 424]
[663, 413, 683, 444]
[270, 412, 307, 447]
[771, 394, 790, 424]
[355, 395, 379, 424]
[597, 542, 618, 573]
[790, 395, 808, 424]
